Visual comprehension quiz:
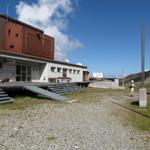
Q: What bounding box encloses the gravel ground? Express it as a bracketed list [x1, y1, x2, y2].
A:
[0, 95, 150, 150]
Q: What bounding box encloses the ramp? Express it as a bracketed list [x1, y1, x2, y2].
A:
[23, 85, 68, 101]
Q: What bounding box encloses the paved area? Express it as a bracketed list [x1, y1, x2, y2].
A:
[0, 93, 150, 150]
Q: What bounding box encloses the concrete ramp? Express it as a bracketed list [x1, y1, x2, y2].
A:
[23, 85, 68, 101]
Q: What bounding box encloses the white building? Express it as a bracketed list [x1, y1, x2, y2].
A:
[93, 72, 104, 80]
[0, 50, 89, 83]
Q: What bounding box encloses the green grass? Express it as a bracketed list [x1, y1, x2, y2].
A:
[47, 135, 57, 141]
[0, 87, 150, 131]
[67, 87, 128, 103]
[0, 95, 51, 110]
[113, 89, 150, 130]
[123, 104, 150, 131]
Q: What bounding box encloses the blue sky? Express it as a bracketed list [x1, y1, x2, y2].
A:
[0, 0, 150, 77]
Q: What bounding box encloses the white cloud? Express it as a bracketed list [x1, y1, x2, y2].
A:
[16, 0, 82, 60]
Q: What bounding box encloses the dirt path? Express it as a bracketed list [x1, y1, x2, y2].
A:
[0, 93, 150, 150]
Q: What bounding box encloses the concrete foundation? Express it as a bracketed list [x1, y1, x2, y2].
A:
[139, 88, 147, 108]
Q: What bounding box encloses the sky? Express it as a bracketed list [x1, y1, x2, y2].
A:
[0, 0, 150, 77]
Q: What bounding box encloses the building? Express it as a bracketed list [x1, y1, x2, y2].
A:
[0, 14, 89, 83]
[92, 72, 104, 80]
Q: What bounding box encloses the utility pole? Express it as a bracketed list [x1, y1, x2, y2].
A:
[139, 22, 147, 107]
[122, 68, 125, 88]
[141, 22, 145, 88]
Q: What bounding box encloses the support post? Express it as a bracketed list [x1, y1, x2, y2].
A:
[139, 22, 147, 108]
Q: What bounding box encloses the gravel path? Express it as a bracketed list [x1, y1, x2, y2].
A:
[0, 96, 150, 150]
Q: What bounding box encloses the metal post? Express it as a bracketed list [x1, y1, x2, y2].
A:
[139, 22, 147, 107]
[122, 68, 125, 87]
[141, 22, 145, 88]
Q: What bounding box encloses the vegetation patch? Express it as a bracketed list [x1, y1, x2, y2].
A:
[66, 87, 127, 103]
[127, 97, 150, 130]
[0, 95, 50, 110]
[47, 135, 57, 141]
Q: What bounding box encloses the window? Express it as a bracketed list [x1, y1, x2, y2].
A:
[73, 69, 76, 74]
[57, 67, 61, 73]
[16, 33, 19, 37]
[0, 62, 2, 69]
[51, 67, 56, 72]
[77, 70, 80, 74]
[69, 69, 72, 74]
[63, 68, 68, 78]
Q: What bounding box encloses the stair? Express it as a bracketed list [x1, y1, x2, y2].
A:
[0, 88, 13, 104]
[48, 83, 81, 94]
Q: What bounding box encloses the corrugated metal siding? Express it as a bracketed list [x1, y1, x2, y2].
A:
[0, 17, 6, 49]
[0, 16, 54, 60]
[4, 21, 22, 53]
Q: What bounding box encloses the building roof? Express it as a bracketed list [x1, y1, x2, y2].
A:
[0, 49, 87, 69]
[0, 13, 43, 33]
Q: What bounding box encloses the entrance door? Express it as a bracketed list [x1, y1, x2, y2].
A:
[63, 68, 68, 78]
[16, 65, 31, 81]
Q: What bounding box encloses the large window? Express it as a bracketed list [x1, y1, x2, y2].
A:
[77, 70, 80, 74]
[73, 69, 76, 74]
[63, 68, 68, 78]
[57, 67, 61, 73]
[16, 65, 31, 81]
[69, 69, 72, 74]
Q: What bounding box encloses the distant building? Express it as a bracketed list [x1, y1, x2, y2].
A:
[0, 14, 89, 83]
[92, 72, 104, 80]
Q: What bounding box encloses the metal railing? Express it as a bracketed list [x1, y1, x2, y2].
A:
[0, 70, 16, 82]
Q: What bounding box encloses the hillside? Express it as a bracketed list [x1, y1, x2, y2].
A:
[124, 70, 150, 83]
[123, 70, 150, 90]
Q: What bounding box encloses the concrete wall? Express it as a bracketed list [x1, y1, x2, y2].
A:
[89, 79, 120, 89]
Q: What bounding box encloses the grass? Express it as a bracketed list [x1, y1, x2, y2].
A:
[128, 96, 150, 131]
[67, 87, 127, 103]
[110, 87, 150, 130]
[0, 87, 150, 131]
[0, 95, 51, 110]
[47, 135, 57, 141]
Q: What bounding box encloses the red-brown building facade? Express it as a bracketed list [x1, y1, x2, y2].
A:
[0, 14, 54, 59]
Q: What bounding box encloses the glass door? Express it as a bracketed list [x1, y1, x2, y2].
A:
[16, 65, 21, 81]
[22, 65, 26, 81]
[27, 66, 31, 81]
[16, 64, 31, 81]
